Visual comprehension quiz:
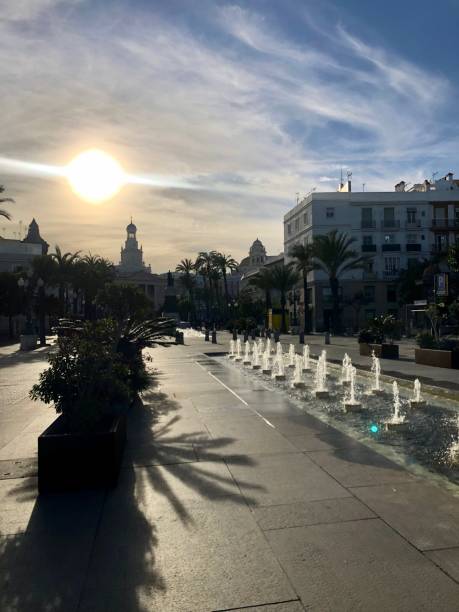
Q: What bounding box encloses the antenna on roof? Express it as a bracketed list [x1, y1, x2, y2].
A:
[362, 183, 365, 192]
[432, 171, 438, 182]
[295, 192, 300, 204]
[347, 170, 352, 180]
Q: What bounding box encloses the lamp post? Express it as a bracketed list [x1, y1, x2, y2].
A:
[17, 276, 33, 334]
[36, 277, 46, 346]
[288, 290, 300, 327]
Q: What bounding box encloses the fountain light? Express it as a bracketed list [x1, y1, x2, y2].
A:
[408, 379, 426, 409]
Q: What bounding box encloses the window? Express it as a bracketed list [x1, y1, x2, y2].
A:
[406, 233, 417, 244]
[363, 235, 373, 245]
[365, 260, 374, 273]
[407, 208, 417, 223]
[303, 211, 309, 225]
[295, 218, 299, 231]
[364, 286, 375, 301]
[326, 207, 335, 218]
[384, 256, 400, 272]
[361, 208, 373, 228]
[384, 234, 395, 243]
[287, 223, 291, 235]
[387, 285, 397, 303]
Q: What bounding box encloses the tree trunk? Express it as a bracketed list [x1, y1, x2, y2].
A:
[265, 289, 271, 329]
[280, 293, 287, 333]
[303, 271, 309, 333]
[330, 277, 341, 334]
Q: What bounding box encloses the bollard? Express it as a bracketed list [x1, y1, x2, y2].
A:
[274, 331, 280, 342]
[232, 329, 237, 341]
[211, 330, 217, 344]
[205, 329, 210, 342]
[324, 331, 330, 345]
[180, 331, 184, 345]
[261, 328, 266, 338]
[251, 330, 256, 340]
[243, 330, 249, 342]
[299, 331, 305, 344]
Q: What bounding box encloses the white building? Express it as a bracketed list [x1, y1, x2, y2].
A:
[0, 218, 48, 273]
[284, 174, 459, 332]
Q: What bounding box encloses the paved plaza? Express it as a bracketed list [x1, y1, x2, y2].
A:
[2, 335, 459, 610]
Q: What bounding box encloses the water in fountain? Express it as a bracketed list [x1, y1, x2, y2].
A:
[368, 351, 384, 395]
[291, 354, 306, 388]
[386, 381, 406, 429]
[340, 353, 352, 386]
[243, 340, 252, 364]
[448, 414, 459, 465]
[252, 342, 261, 369]
[266, 338, 272, 356]
[262, 349, 272, 374]
[272, 351, 286, 380]
[234, 338, 242, 361]
[344, 366, 363, 412]
[409, 378, 426, 409]
[321, 350, 328, 377]
[313, 352, 329, 398]
[276, 341, 283, 359]
[228, 339, 235, 359]
[302, 345, 310, 371]
[287, 344, 296, 368]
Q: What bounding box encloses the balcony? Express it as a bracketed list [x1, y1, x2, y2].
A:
[361, 244, 377, 252]
[431, 218, 459, 229]
[381, 219, 400, 229]
[382, 244, 401, 252]
[360, 220, 376, 229]
[406, 243, 421, 252]
[383, 269, 400, 279]
[405, 220, 421, 229]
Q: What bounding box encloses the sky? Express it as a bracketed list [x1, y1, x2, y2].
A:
[1, 0, 459, 271]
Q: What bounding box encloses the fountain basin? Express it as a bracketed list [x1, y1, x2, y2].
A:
[344, 401, 365, 413]
[385, 421, 408, 432]
[314, 390, 329, 399]
[228, 355, 235, 360]
[367, 389, 385, 397]
[234, 357, 242, 362]
[408, 399, 426, 410]
[252, 364, 261, 370]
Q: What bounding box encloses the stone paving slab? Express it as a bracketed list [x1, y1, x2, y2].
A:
[350, 481, 459, 550]
[123, 441, 198, 467]
[425, 548, 459, 583]
[307, 447, 416, 487]
[225, 601, 305, 612]
[228, 452, 350, 507]
[252, 497, 376, 531]
[266, 519, 459, 611]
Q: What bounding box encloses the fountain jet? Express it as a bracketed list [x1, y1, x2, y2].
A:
[291, 355, 306, 388]
[409, 378, 426, 409]
[386, 381, 407, 430]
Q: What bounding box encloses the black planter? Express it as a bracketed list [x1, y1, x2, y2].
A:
[359, 342, 399, 359]
[38, 413, 127, 493]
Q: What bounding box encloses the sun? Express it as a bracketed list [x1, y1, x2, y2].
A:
[65, 149, 126, 203]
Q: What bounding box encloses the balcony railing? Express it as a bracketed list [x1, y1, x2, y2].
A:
[381, 220, 400, 229]
[382, 244, 401, 252]
[360, 220, 376, 229]
[406, 243, 421, 252]
[431, 218, 459, 229]
[405, 220, 421, 228]
[361, 244, 377, 252]
[383, 269, 400, 279]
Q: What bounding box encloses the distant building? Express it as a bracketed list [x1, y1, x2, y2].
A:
[0, 218, 48, 273]
[228, 239, 283, 296]
[115, 220, 166, 312]
[283, 173, 459, 332]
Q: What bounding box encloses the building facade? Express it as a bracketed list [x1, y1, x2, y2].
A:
[284, 174, 459, 332]
[115, 221, 166, 312]
[0, 218, 48, 273]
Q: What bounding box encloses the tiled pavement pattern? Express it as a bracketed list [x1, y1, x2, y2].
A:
[1, 337, 459, 610]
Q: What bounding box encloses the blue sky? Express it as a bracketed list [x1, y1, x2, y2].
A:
[1, 0, 458, 269]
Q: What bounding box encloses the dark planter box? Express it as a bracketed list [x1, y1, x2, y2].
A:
[415, 348, 459, 369]
[359, 343, 399, 359]
[38, 413, 127, 493]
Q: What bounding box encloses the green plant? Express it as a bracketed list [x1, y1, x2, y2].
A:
[358, 329, 375, 344]
[369, 314, 398, 344]
[416, 331, 436, 349]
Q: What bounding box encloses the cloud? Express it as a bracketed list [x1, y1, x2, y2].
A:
[0, 1, 458, 270]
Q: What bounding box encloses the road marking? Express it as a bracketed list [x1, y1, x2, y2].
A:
[207, 371, 249, 406]
[253, 410, 276, 428]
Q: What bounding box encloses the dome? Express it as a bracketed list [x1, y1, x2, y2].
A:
[252, 238, 263, 248]
[126, 221, 137, 233]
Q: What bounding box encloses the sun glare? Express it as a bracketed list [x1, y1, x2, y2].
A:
[66, 149, 126, 203]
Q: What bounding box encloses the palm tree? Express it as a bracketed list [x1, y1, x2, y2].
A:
[51, 246, 80, 315]
[270, 263, 300, 333]
[195, 251, 216, 321]
[212, 252, 238, 308]
[248, 267, 274, 328]
[176, 258, 196, 321]
[312, 230, 372, 334]
[0, 185, 14, 221]
[289, 243, 315, 333]
[76, 254, 114, 319]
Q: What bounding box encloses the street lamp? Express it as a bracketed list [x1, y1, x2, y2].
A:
[17, 276, 34, 334]
[36, 277, 46, 346]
